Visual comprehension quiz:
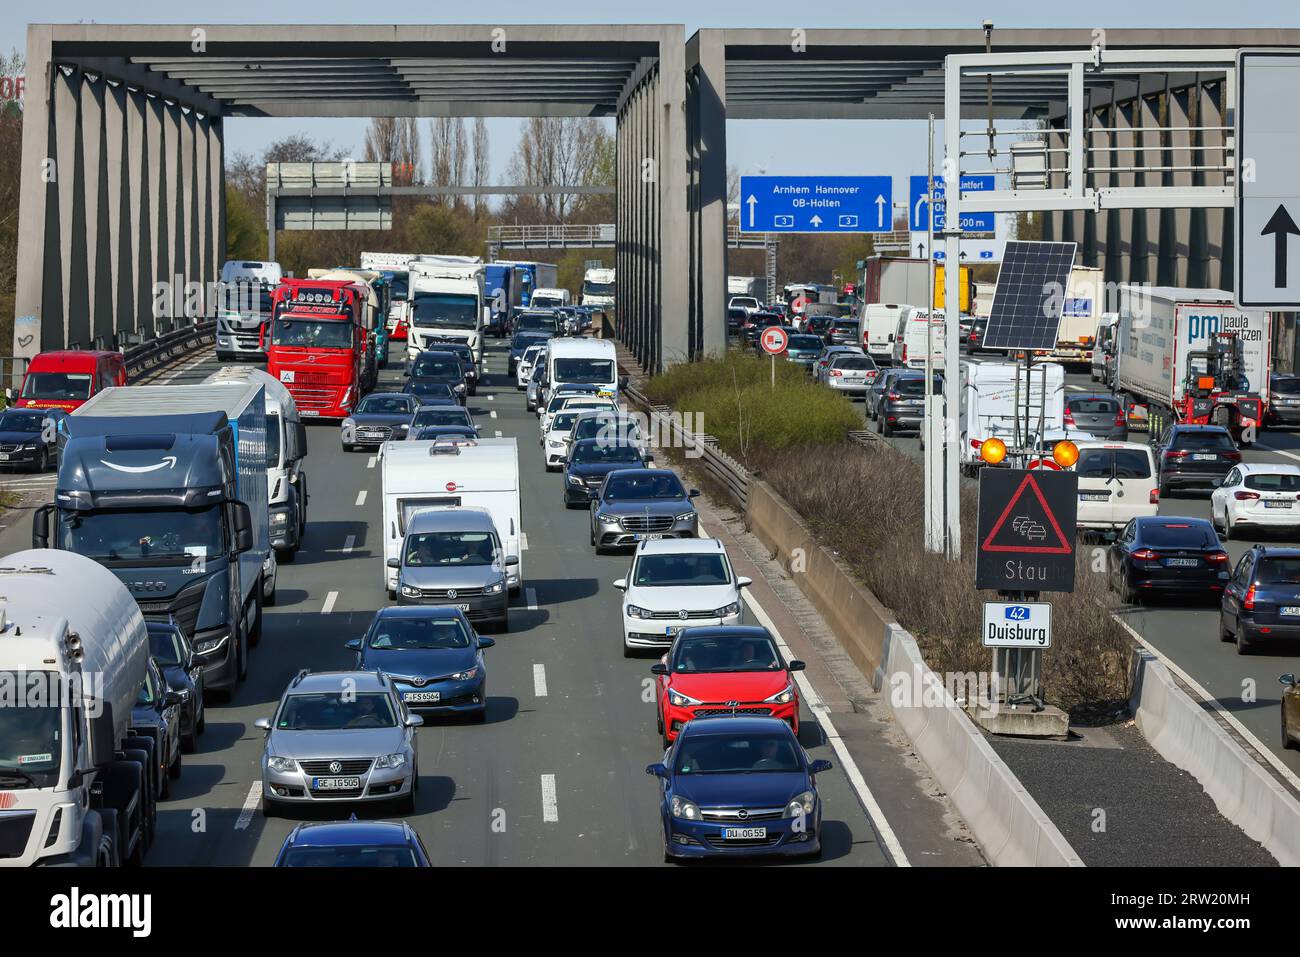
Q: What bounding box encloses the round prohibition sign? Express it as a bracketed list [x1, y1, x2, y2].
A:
[760, 326, 789, 355]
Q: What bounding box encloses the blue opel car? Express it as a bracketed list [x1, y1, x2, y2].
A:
[347, 606, 494, 721]
[646, 715, 830, 862]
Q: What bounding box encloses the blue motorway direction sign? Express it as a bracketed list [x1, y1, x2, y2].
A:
[740, 176, 893, 233]
[909, 175, 995, 233]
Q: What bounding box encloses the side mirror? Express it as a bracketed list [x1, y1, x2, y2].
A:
[688, 489, 700, 498]
[477, 635, 496, 649]
[588, 490, 600, 500]
[87, 702, 117, 766]
[504, 555, 519, 567]
[736, 576, 753, 588]
[645, 762, 668, 778]
[1281, 674, 1297, 688]
[254, 717, 272, 732]
[31, 502, 54, 549]
[650, 663, 668, 676]
[231, 501, 254, 554]
[809, 759, 833, 775]
[788, 660, 806, 672]
[613, 578, 627, 591]
[345, 639, 361, 651]
[293, 422, 308, 459]
[619, 375, 630, 390]
[405, 713, 425, 728]
[386, 557, 400, 568]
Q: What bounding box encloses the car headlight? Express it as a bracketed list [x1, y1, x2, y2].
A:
[375, 752, 407, 770]
[270, 511, 289, 526]
[193, 634, 229, 656]
[764, 683, 796, 705]
[714, 602, 741, 618]
[675, 511, 697, 523]
[400, 584, 422, 598]
[341, 418, 356, 431]
[454, 383, 466, 393]
[548, 440, 565, 448]
[483, 579, 505, 595]
[267, 755, 297, 774]
[567, 475, 583, 485]
[450, 667, 479, 682]
[784, 790, 816, 819]
[671, 795, 701, 821]
[596, 513, 617, 524]
[20, 442, 37, 450]
[668, 689, 701, 707]
[626, 604, 651, 619]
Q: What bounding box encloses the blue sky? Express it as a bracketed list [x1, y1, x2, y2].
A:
[6, 2, 1299, 206]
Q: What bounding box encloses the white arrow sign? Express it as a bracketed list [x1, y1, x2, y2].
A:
[746, 194, 757, 229]
[810, 215, 823, 228]
[876, 194, 887, 228]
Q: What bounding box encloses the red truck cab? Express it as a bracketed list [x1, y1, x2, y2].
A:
[265, 279, 368, 420]
[15, 350, 127, 412]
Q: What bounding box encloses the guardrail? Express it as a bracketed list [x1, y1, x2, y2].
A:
[123, 320, 217, 378]
[488, 223, 615, 249]
[623, 384, 752, 509]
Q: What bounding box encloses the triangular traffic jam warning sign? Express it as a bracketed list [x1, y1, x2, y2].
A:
[980, 473, 1072, 555]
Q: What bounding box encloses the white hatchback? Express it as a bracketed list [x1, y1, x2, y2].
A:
[613, 538, 751, 657]
[1072, 441, 1159, 531]
[1210, 463, 1300, 540]
[542, 409, 584, 471]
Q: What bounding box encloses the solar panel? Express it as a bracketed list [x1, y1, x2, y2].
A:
[981, 241, 1078, 351]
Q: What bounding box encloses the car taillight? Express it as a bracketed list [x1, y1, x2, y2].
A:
[1149, 488, 1160, 504]
[1132, 548, 1159, 560]
[1115, 409, 1126, 427]
[1164, 449, 1188, 459]
[1234, 490, 1261, 501]
[830, 369, 843, 377]
[1063, 408, 1076, 427]
[887, 392, 901, 401]
[971, 438, 983, 449]
[1207, 551, 1229, 564]
[901, 345, 908, 361]
[1244, 583, 1256, 610]
[1223, 450, 1242, 461]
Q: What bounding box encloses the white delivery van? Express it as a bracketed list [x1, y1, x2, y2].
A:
[546, 338, 618, 398]
[530, 287, 571, 309]
[958, 360, 1066, 469]
[860, 303, 906, 364]
[1072, 441, 1159, 531]
[381, 438, 522, 597]
[892, 307, 947, 370]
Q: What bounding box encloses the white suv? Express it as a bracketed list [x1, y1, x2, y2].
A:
[613, 538, 750, 657]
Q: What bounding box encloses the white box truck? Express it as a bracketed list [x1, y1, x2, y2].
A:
[360, 251, 416, 339]
[0, 549, 155, 867]
[407, 259, 487, 364]
[892, 307, 947, 370]
[381, 438, 522, 597]
[216, 260, 281, 359]
[1046, 266, 1103, 367]
[1115, 286, 1270, 446]
[958, 360, 1066, 469]
[581, 268, 616, 310]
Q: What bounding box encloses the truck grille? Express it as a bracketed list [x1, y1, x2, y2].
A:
[291, 387, 339, 411]
[620, 515, 675, 533]
[137, 579, 207, 639]
[299, 759, 373, 775]
[0, 812, 35, 859]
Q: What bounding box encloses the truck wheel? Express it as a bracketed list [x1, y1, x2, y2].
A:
[123, 739, 156, 841]
[104, 758, 146, 866]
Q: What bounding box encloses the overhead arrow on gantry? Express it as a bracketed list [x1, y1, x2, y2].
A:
[1261, 203, 1300, 288]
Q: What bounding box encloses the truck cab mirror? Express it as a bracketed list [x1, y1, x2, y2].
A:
[230, 501, 254, 554]
[31, 503, 54, 549]
[292, 422, 309, 460]
[88, 702, 117, 766]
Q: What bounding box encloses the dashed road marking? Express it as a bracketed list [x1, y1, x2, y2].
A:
[520, 532, 529, 551]
[236, 782, 262, 830]
[367, 456, 377, 469]
[494, 430, 503, 437]
[322, 591, 338, 614]
[355, 490, 367, 506]
[490, 410, 498, 419]
[533, 663, 548, 697]
[541, 774, 558, 822]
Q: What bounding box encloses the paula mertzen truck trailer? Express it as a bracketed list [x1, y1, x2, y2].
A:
[34, 384, 270, 694]
[0, 549, 159, 867]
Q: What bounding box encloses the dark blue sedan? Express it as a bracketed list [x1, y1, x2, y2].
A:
[1108, 515, 1229, 605]
[274, 818, 432, 867]
[1220, 546, 1300, 655]
[347, 606, 494, 721]
[646, 716, 831, 862]
[563, 439, 647, 507]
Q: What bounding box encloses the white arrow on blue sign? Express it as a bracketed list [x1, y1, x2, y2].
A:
[739, 176, 893, 233]
[909, 175, 995, 233]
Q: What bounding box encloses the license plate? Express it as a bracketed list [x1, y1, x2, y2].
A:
[1165, 558, 1198, 567]
[1266, 501, 1294, 509]
[453, 603, 470, 611]
[723, 827, 767, 840]
[665, 625, 685, 637]
[359, 431, 381, 439]
[1080, 492, 1109, 502]
[403, 691, 441, 703]
[1282, 607, 1300, 617]
[0, 453, 9, 461]
[301, 410, 319, 417]
[635, 533, 664, 541]
[312, 776, 360, 791]
[1192, 453, 1217, 461]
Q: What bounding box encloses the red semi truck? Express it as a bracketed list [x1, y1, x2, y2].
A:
[265, 278, 369, 420]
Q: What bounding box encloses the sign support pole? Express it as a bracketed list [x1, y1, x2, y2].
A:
[942, 68, 963, 559]
[924, 113, 944, 554]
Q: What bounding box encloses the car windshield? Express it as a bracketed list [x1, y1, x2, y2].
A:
[1076, 449, 1152, 479]
[367, 616, 471, 650]
[553, 357, 615, 384]
[409, 381, 454, 398]
[279, 844, 420, 867]
[148, 626, 185, 666]
[21, 372, 92, 400]
[387, 273, 409, 299]
[604, 472, 684, 500]
[550, 412, 582, 433]
[675, 732, 802, 774]
[404, 531, 498, 567]
[1173, 430, 1234, 450]
[1244, 473, 1300, 491]
[58, 505, 225, 565]
[356, 396, 411, 415]
[412, 408, 472, 428]
[633, 552, 729, 586]
[272, 317, 354, 349]
[411, 292, 478, 330]
[576, 418, 640, 444]
[410, 356, 461, 379]
[789, 336, 822, 350]
[1139, 522, 1218, 548]
[547, 390, 595, 412]
[0, 674, 62, 784]
[582, 281, 615, 296]
[416, 427, 474, 440]
[0, 410, 50, 432]
[276, 692, 397, 731]
[571, 443, 641, 465]
[672, 635, 781, 673]
[517, 314, 559, 333]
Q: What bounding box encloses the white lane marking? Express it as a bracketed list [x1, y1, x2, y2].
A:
[1254, 443, 1300, 465]
[540, 773, 559, 822]
[322, 591, 338, 614]
[494, 430, 503, 438]
[342, 535, 356, 555]
[355, 489, 368, 506]
[533, 663, 548, 697]
[367, 456, 377, 469]
[526, 587, 538, 610]
[487, 394, 495, 401]
[236, 781, 262, 830]
[740, 590, 911, 867]
[1110, 612, 1300, 793]
[490, 410, 498, 419]
[520, 532, 529, 551]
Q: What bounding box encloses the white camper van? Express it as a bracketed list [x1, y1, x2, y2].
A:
[381, 439, 522, 598]
[958, 360, 1066, 469]
[892, 307, 947, 370]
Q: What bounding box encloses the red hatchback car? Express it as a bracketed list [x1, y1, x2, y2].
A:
[651, 626, 804, 748]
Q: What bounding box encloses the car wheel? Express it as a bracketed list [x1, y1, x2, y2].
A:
[33, 448, 48, 473]
[497, 610, 510, 633]
[1236, 630, 1251, 654]
[169, 748, 182, 780]
[472, 707, 488, 724]
[656, 708, 664, 736]
[623, 642, 636, 659]
[1220, 619, 1234, 643]
[237, 631, 248, 682]
[1225, 515, 1236, 541]
[182, 729, 197, 754]
[396, 790, 416, 815]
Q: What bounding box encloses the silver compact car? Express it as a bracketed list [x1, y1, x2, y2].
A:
[256, 670, 422, 817]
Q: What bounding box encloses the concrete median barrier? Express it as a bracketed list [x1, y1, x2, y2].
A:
[1131, 652, 1300, 866]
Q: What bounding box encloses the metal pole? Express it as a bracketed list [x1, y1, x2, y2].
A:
[984, 21, 995, 162]
[924, 113, 942, 553]
[942, 60, 963, 559]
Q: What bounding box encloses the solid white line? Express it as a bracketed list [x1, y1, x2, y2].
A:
[1254, 443, 1300, 465]
[740, 590, 912, 866]
[322, 591, 338, 614]
[540, 773, 559, 822]
[235, 781, 262, 830]
[1110, 612, 1300, 792]
[342, 535, 356, 555]
[367, 456, 377, 469]
[533, 663, 548, 697]
[355, 489, 367, 506]
[526, 587, 538, 611]
[520, 532, 529, 551]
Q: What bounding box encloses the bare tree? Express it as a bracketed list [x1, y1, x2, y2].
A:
[507, 117, 608, 222]
[451, 119, 468, 209]
[471, 118, 489, 217]
[366, 117, 423, 184]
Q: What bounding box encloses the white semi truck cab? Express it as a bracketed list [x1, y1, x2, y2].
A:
[581, 268, 616, 310]
[407, 259, 487, 364]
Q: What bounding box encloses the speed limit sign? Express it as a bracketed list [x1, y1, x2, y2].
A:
[760, 326, 789, 355]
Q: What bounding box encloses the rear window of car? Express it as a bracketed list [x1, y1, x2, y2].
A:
[1272, 377, 1300, 395]
[1255, 557, 1300, 584]
[1067, 398, 1119, 414]
[1140, 522, 1218, 548]
[1076, 448, 1152, 479]
[1244, 472, 1300, 491]
[1172, 430, 1234, 450]
[834, 356, 875, 371]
